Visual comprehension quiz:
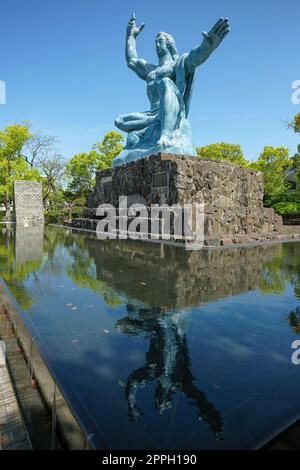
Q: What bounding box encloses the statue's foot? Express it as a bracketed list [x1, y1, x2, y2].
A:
[157, 133, 173, 149]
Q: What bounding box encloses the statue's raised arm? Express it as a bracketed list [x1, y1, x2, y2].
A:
[185, 18, 230, 75]
[126, 13, 155, 80]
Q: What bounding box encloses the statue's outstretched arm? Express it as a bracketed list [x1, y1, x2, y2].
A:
[126, 13, 155, 80]
[185, 18, 230, 75]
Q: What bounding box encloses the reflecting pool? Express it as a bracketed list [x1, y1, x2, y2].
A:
[1, 224, 300, 449]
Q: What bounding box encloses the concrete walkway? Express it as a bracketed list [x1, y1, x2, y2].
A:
[0, 358, 31, 450]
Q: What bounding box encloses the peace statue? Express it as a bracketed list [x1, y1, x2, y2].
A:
[112, 14, 230, 167]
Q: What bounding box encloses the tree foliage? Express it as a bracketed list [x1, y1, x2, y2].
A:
[250, 146, 292, 198]
[0, 124, 41, 212]
[92, 131, 124, 170]
[65, 150, 99, 195]
[66, 131, 123, 196]
[289, 112, 300, 133]
[272, 201, 300, 215]
[196, 142, 248, 166]
[287, 113, 300, 188]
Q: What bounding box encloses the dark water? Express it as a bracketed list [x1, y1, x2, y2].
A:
[1, 224, 300, 449]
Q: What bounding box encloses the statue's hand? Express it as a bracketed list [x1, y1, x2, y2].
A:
[127, 13, 145, 38]
[202, 17, 230, 53]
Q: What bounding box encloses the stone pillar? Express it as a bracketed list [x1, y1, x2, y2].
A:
[13, 180, 44, 225]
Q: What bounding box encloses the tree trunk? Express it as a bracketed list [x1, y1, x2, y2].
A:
[4, 194, 11, 222]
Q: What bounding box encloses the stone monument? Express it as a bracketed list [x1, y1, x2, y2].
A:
[13, 180, 44, 226]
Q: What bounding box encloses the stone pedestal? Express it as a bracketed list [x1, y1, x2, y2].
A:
[73, 153, 283, 247]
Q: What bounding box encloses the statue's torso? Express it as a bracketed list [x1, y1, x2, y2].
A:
[146, 61, 177, 110]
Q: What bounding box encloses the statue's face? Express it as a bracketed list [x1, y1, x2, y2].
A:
[156, 35, 169, 58]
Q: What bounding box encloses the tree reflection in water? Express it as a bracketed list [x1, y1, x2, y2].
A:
[288, 306, 300, 336]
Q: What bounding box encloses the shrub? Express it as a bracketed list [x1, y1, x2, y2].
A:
[45, 209, 67, 224]
[70, 206, 87, 218]
[45, 206, 87, 224]
[273, 201, 300, 215]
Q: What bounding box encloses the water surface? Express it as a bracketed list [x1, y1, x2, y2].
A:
[0, 224, 300, 449]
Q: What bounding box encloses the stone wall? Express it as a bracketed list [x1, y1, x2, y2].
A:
[13, 180, 44, 225]
[84, 153, 282, 244]
[282, 213, 300, 225]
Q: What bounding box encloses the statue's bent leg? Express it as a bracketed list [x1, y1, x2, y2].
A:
[157, 78, 180, 144]
[115, 112, 157, 133]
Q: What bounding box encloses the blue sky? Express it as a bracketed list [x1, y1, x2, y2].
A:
[0, 0, 299, 161]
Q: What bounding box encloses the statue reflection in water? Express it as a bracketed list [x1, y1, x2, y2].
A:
[116, 304, 224, 440]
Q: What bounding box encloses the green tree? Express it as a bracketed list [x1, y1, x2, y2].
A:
[287, 113, 300, 187]
[63, 189, 87, 221]
[291, 145, 300, 169]
[289, 144, 300, 190]
[66, 131, 124, 196]
[65, 150, 99, 196]
[0, 124, 41, 219]
[196, 142, 248, 166]
[92, 131, 124, 170]
[250, 146, 292, 199]
[288, 112, 300, 133]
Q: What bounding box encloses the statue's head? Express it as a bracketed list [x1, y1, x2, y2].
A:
[156, 32, 179, 61]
